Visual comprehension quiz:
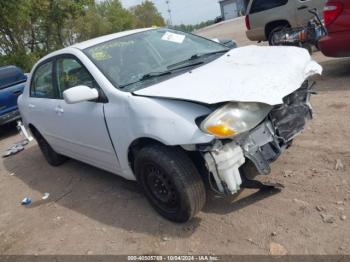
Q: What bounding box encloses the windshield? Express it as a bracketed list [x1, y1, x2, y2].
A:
[84, 28, 228, 91]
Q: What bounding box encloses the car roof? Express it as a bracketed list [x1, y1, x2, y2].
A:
[71, 28, 154, 50]
[33, 28, 155, 67]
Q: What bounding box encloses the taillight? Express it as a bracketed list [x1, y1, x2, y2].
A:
[245, 15, 250, 30]
[324, 1, 344, 27]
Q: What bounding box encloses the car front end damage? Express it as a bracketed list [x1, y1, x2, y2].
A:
[196, 81, 314, 195]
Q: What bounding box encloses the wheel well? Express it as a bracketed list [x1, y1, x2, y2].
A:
[265, 20, 290, 39]
[28, 124, 40, 139]
[127, 138, 207, 179]
[128, 138, 165, 172]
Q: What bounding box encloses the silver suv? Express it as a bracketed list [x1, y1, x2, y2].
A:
[245, 0, 325, 45]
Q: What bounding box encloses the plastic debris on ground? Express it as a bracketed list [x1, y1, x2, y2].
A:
[2, 139, 28, 158]
[42, 193, 50, 200]
[17, 121, 34, 142]
[2, 121, 33, 158]
[21, 197, 32, 206]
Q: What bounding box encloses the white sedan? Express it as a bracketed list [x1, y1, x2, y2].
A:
[19, 28, 322, 222]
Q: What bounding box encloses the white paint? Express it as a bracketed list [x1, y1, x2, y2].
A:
[63, 85, 99, 104]
[135, 45, 322, 105]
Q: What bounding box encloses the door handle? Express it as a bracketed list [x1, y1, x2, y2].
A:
[54, 106, 64, 114]
[298, 5, 308, 10]
[13, 90, 22, 96]
[28, 104, 35, 109]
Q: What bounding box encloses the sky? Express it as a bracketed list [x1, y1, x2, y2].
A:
[120, 0, 221, 25]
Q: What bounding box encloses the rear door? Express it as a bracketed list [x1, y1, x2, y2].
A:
[0, 67, 26, 116]
[26, 60, 62, 145]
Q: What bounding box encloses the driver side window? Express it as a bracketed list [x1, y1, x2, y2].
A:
[56, 57, 98, 98]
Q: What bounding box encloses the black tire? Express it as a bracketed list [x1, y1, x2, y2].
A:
[268, 26, 286, 46]
[134, 145, 206, 223]
[35, 132, 68, 166]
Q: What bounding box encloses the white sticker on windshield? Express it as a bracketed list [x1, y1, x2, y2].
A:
[161, 32, 186, 44]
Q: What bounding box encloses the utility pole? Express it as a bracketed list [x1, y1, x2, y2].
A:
[165, 0, 173, 26]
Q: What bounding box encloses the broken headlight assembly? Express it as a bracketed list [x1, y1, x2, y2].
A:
[200, 102, 272, 138]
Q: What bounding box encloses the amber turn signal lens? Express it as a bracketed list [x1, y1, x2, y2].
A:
[207, 125, 236, 138]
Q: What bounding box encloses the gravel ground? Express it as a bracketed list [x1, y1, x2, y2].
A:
[0, 18, 349, 255]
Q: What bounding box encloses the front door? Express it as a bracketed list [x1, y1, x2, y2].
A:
[52, 56, 120, 173]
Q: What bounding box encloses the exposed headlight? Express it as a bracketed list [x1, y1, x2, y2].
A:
[200, 102, 272, 138]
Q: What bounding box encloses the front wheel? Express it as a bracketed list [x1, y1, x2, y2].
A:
[134, 145, 206, 223]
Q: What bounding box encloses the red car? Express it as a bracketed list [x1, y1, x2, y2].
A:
[319, 0, 350, 57]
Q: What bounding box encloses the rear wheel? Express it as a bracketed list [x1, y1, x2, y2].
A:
[268, 26, 286, 46]
[35, 131, 68, 166]
[134, 145, 206, 223]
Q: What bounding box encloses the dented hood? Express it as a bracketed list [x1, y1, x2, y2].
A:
[134, 46, 322, 105]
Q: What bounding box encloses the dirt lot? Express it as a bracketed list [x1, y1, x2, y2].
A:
[1, 18, 350, 255]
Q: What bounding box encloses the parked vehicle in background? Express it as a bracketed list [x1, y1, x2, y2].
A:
[319, 0, 350, 57]
[19, 28, 322, 222]
[245, 0, 326, 45]
[0, 66, 27, 126]
[269, 8, 326, 53]
[214, 16, 224, 23]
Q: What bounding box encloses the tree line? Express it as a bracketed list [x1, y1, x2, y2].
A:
[172, 20, 216, 33]
[0, 0, 165, 71]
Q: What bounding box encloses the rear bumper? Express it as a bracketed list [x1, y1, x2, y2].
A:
[319, 31, 350, 57]
[0, 109, 21, 125]
[246, 28, 266, 41]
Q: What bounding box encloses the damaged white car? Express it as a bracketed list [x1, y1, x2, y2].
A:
[18, 28, 322, 222]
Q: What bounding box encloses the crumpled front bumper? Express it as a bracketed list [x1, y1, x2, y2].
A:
[203, 81, 313, 194]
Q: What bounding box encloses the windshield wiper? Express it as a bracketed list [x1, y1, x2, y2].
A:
[167, 49, 229, 70]
[190, 49, 230, 60]
[167, 61, 205, 71]
[119, 71, 172, 89]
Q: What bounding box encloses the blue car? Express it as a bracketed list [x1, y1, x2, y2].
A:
[0, 66, 27, 126]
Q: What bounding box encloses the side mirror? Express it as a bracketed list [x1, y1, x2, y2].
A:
[63, 85, 99, 104]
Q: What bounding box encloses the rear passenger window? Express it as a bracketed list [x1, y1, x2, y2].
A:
[30, 62, 57, 98]
[250, 0, 288, 14]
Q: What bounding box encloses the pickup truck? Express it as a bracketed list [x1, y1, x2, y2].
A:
[0, 66, 27, 126]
